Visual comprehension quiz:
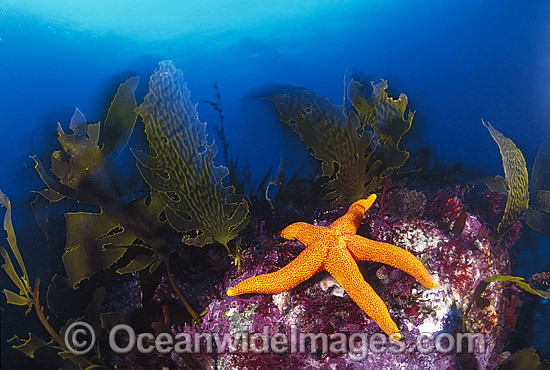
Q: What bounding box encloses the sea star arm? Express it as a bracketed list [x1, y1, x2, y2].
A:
[330, 194, 377, 234]
[280, 222, 328, 246]
[345, 235, 436, 289]
[227, 244, 325, 296]
[325, 247, 400, 338]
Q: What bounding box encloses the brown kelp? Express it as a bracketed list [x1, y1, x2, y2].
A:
[348, 78, 414, 172]
[133, 61, 249, 252]
[32, 63, 249, 322]
[34, 77, 139, 203]
[265, 76, 414, 205]
[495, 348, 550, 370]
[467, 273, 550, 316]
[32, 76, 156, 289]
[1, 190, 102, 368]
[482, 120, 529, 236]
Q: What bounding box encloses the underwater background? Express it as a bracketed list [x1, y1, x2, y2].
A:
[1, 0, 549, 369]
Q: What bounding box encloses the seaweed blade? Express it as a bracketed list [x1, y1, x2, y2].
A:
[133, 61, 248, 247]
[482, 120, 529, 233]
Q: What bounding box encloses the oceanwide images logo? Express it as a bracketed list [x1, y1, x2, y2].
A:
[64, 321, 486, 360]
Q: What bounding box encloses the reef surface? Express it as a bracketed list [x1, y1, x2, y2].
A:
[111, 182, 520, 369]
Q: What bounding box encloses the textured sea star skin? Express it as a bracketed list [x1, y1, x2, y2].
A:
[227, 194, 436, 338]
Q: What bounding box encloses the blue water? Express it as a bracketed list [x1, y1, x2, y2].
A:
[1, 0, 549, 367]
[2, 0, 549, 190]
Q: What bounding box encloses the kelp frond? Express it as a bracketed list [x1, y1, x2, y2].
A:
[31, 74, 207, 321]
[31, 77, 164, 289]
[349, 78, 414, 172]
[30, 65, 250, 320]
[34, 77, 139, 204]
[1, 190, 97, 368]
[482, 120, 529, 235]
[265, 76, 414, 205]
[133, 60, 249, 249]
[266, 87, 377, 205]
[1, 189, 32, 311]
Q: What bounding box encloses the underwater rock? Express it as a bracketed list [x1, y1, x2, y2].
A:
[379, 187, 427, 222]
[136, 186, 519, 369]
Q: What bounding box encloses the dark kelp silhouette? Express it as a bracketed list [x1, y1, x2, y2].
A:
[265, 76, 413, 205]
[526, 135, 550, 236]
[32, 76, 151, 288]
[1, 190, 101, 368]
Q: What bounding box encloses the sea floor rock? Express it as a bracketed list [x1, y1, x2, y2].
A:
[166, 186, 520, 369]
[107, 186, 521, 369]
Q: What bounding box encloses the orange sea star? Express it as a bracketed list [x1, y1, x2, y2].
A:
[227, 194, 436, 339]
